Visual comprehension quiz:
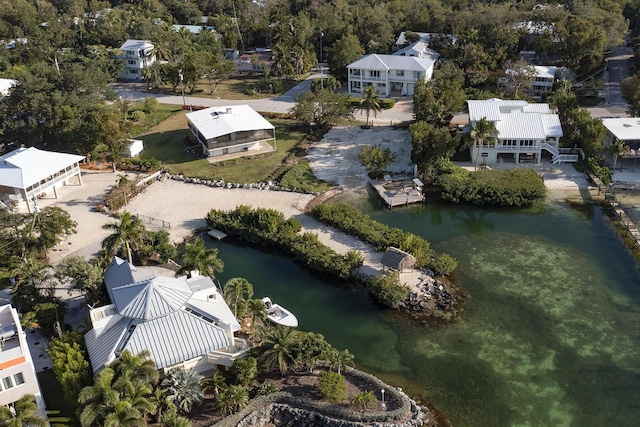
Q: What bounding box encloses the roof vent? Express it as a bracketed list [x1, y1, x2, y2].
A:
[624, 123, 632, 127]
[226, 107, 232, 114]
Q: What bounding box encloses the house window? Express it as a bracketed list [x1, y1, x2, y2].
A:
[396, 70, 404, 77]
[413, 71, 421, 79]
[128, 60, 136, 65]
[130, 70, 138, 74]
[1, 376, 12, 390]
[13, 373, 24, 386]
[370, 70, 380, 78]
[126, 50, 134, 55]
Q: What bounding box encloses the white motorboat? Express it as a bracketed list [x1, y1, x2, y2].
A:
[262, 297, 298, 327]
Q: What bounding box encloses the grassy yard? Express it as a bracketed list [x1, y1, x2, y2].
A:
[150, 74, 301, 100]
[123, 102, 184, 137]
[38, 370, 79, 426]
[138, 113, 327, 185]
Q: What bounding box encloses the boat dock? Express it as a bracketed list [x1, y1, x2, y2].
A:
[207, 228, 227, 240]
[371, 178, 425, 208]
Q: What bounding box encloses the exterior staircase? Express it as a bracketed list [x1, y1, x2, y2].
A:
[542, 143, 585, 164]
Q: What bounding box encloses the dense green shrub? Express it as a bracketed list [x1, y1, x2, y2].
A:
[435, 163, 546, 206]
[311, 203, 435, 268]
[254, 380, 280, 396]
[350, 391, 377, 412]
[368, 272, 408, 309]
[318, 371, 346, 403]
[278, 162, 331, 193]
[206, 206, 361, 279]
[585, 156, 612, 185]
[431, 253, 458, 276]
[231, 357, 258, 387]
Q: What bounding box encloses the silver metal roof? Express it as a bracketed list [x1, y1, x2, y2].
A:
[119, 39, 153, 51]
[0, 147, 84, 190]
[186, 105, 274, 141]
[469, 99, 562, 139]
[347, 54, 435, 72]
[394, 41, 440, 61]
[125, 310, 229, 370]
[112, 276, 193, 321]
[84, 317, 130, 373]
[496, 112, 546, 139]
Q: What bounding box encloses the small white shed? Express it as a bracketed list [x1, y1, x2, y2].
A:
[124, 139, 144, 157]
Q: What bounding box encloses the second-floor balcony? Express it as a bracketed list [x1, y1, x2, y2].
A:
[207, 338, 250, 367]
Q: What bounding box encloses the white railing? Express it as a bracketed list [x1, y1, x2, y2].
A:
[207, 338, 250, 367]
[553, 154, 579, 164]
[541, 142, 559, 156]
[558, 147, 585, 160]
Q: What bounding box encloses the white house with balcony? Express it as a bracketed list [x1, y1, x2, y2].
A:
[467, 99, 575, 165]
[347, 53, 437, 97]
[186, 105, 276, 158]
[0, 147, 84, 213]
[0, 304, 47, 422]
[84, 256, 248, 375]
[532, 66, 556, 94]
[118, 39, 155, 81]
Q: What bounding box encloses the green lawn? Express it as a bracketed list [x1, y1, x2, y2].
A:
[139, 115, 317, 183]
[149, 74, 302, 100]
[124, 103, 184, 137]
[38, 370, 79, 427]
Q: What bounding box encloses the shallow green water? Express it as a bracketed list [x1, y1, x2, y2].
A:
[211, 192, 640, 427]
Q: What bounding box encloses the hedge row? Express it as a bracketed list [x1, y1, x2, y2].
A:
[434, 161, 546, 206]
[206, 206, 362, 279]
[310, 203, 434, 268]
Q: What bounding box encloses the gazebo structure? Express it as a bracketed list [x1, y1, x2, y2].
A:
[0, 147, 85, 213]
[381, 247, 416, 272]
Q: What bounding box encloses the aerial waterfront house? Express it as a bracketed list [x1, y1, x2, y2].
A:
[467, 99, 572, 165]
[118, 39, 155, 81]
[0, 147, 84, 213]
[84, 257, 248, 375]
[601, 118, 640, 169]
[186, 105, 276, 158]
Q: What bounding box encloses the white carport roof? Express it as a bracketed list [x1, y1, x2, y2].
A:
[186, 105, 274, 141]
[0, 147, 84, 190]
[602, 118, 640, 141]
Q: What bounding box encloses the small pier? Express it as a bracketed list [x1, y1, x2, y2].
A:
[371, 178, 425, 208]
[207, 228, 227, 240]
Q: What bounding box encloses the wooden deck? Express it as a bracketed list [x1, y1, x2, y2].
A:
[371, 180, 425, 208]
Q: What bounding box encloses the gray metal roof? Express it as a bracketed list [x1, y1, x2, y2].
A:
[394, 41, 440, 61]
[0, 147, 84, 190]
[85, 317, 130, 373]
[119, 39, 153, 51]
[124, 310, 229, 370]
[541, 114, 563, 137]
[347, 54, 435, 72]
[496, 111, 546, 140]
[112, 276, 193, 321]
[104, 257, 155, 300]
[186, 298, 240, 331]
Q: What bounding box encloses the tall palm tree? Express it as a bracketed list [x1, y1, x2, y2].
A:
[113, 350, 159, 389]
[257, 325, 302, 375]
[78, 368, 121, 427]
[245, 298, 267, 337]
[330, 349, 355, 375]
[470, 117, 498, 171]
[359, 85, 382, 127]
[608, 138, 629, 172]
[102, 211, 147, 264]
[0, 394, 47, 427]
[222, 278, 254, 319]
[176, 238, 224, 279]
[160, 368, 204, 415]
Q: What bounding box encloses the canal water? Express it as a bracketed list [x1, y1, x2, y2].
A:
[210, 190, 640, 427]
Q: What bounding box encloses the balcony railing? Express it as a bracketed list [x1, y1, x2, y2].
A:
[207, 133, 274, 150]
[207, 338, 250, 367]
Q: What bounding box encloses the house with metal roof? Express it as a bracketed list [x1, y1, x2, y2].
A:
[85, 257, 248, 375]
[0, 304, 48, 422]
[394, 41, 440, 62]
[467, 99, 572, 165]
[118, 39, 155, 81]
[347, 53, 437, 97]
[186, 105, 276, 158]
[0, 147, 84, 213]
[394, 31, 457, 50]
[601, 118, 640, 169]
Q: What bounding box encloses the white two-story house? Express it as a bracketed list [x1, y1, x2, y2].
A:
[468, 99, 571, 165]
[118, 39, 156, 81]
[347, 52, 437, 97]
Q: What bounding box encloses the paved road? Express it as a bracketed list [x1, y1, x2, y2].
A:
[112, 71, 416, 125]
[598, 40, 634, 112]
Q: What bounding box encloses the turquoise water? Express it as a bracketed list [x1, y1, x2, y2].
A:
[211, 192, 640, 426]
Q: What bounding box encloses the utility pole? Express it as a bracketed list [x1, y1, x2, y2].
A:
[319, 31, 324, 90]
[179, 69, 188, 110]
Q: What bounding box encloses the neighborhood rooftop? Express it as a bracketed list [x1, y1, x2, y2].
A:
[348, 53, 436, 72]
[602, 118, 640, 141]
[0, 147, 84, 190]
[185, 105, 275, 141]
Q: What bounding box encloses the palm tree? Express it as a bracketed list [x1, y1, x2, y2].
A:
[245, 298, 267, 337]
[101, 211, 147, 264]
[112, 350, 159, 389]
[215, 385, 249, 415]
[0, 394, 47, 427]
[257, 325, 302, 375]
[608, 138, 629, 172]
[176, 238, 224, 279]
[160, 368, 204, 415]
[330, 349, 355, 375]
[160, 412, 192, 427]
[222, 278, 254, 318]
[359, 85, 382, 127]
[470, 117, 498, 171]
[200, 371, 227, 397]
[78, 368, 121, 427]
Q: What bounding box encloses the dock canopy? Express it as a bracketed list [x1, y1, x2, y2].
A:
[381, 247, 416, 272]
